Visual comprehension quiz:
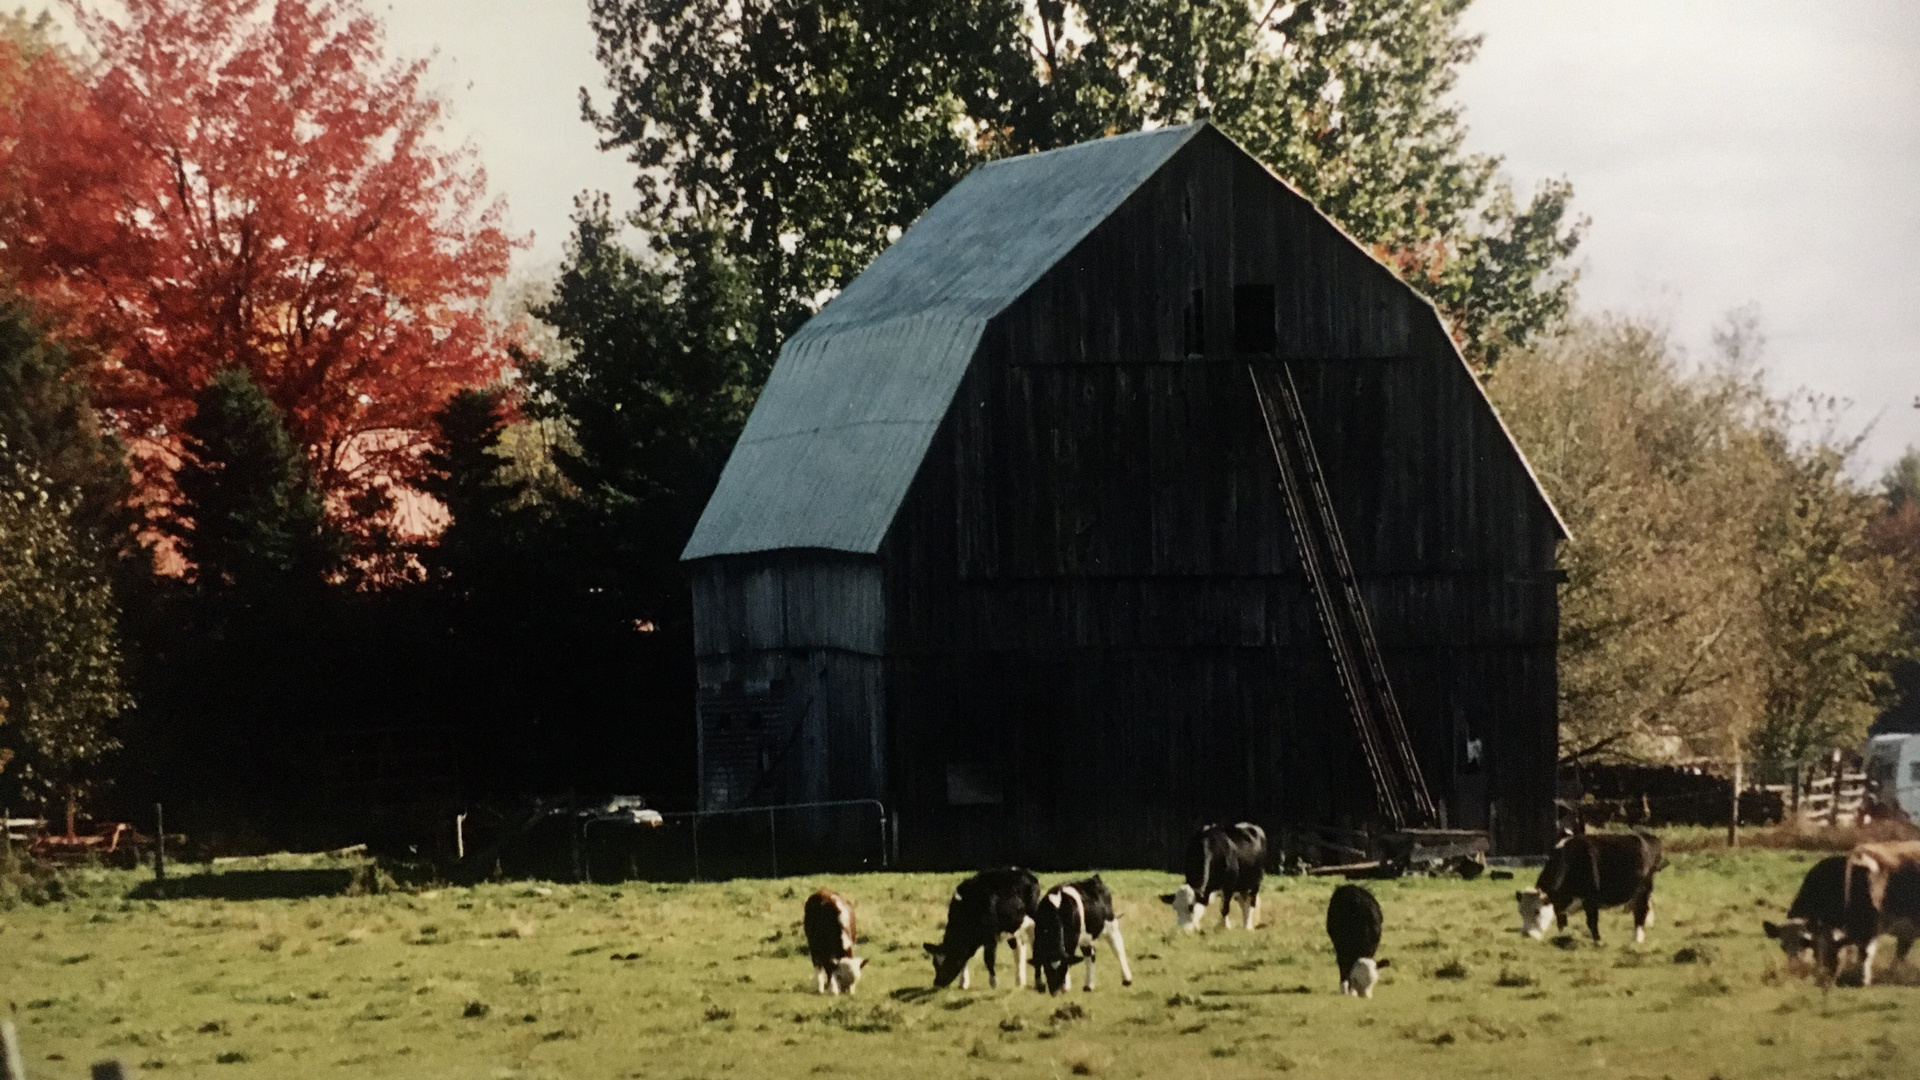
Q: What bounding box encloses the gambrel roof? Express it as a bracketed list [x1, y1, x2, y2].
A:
[683, 123, 1563, 561]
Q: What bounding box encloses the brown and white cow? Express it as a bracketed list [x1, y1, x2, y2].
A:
[1829, 840, 1920, 986]
[1516, 830, 1663, 944]
[803, 888, 867, 994]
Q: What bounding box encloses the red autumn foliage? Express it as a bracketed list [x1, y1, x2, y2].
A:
[0, 0, 517, 530]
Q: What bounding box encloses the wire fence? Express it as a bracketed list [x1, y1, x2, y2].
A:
[578, 799, 893, 883]
[1558, 757, 1884, 830]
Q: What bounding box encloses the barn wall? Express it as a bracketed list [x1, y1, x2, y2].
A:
[881, 129, 1560, 868]
[688, 553, 887, 818]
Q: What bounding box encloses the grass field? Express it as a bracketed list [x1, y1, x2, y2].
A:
[1, 846, 1915, 1080]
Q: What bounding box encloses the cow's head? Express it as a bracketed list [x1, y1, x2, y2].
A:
[923, 942, 969, 988]
[828, 956, 868, 994]
[1516, 889, 1554, 939]
[1030, 949, 1082, 995]
[1160, 884, 1205, 931]
[1344, 956, 1389, 998]
[1763, 918, 1843, 976]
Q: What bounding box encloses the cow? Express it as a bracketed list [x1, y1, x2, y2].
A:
[1030, 875, 1134, 995]
[923, 867, 1041, 990]
[1516, 830, 1662, 944]
[1325, 884, 1390, 997]
[803, 888, 867, 994]
[1828, 840, 1920, 986]
[1160, 822, 1268, 931]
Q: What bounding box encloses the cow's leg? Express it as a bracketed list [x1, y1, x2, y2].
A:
[958, 956, 971, 991]
[1896, 933, 1915, 964]
[1014, 920, 1034, 988]
[1217, 891, 1232, 930]
[1104, 919, 1135, 986]
[984, 937, 1001, 989]
[1242, 893, 1259, 930]
[1082, 945, 1097, 991]
[814, 967, 828, 994]
[1631, 888, 1652, 944]
[1585, 903, 1602, 943]
[1861, 937, 1879, 987]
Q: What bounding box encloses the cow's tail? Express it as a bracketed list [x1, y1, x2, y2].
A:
[1632, 828, 1668, 873]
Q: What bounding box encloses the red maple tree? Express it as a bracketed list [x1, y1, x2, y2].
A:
[1, 0, 516, 530]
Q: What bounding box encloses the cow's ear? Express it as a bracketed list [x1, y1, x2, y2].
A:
[1375, 958, 1391, 969]
[851, 957, 869, 971]
[923, 943, 939, 956]
[1762, 922, 1780, 939]
[1514, 890, 1526, 902]
[1159, 893, 1177, 905]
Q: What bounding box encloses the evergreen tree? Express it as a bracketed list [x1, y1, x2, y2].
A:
[0, 292, 131, 549]
[168, 369, 341, 592]
[420, 387, 528, 589]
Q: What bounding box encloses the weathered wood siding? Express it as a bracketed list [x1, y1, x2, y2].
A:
[879, 130, 1559, 868]
[688, 553, 887, 815]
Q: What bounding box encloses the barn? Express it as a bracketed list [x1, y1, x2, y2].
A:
[680, 122, 1566, 870]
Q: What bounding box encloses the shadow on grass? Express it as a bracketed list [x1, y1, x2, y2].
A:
[127, 868, 360, 901]
[888, 986, 943, 1004]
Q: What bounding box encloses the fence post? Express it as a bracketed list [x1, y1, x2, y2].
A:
[690, 815, 701, 882]
[2, 1017, 26, 1080]
[154, 802, 166, 884]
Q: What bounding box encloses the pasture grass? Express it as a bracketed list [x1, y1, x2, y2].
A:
[1, 847, 1915, 1079]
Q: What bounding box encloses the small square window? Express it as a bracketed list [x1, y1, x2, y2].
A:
[1234, 284, 1276, 353]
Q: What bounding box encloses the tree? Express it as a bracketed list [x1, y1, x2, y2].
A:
[167, 368, 340, 592]
[1489, 317, 1916, 773]
[584, 0, 1581, 366]
[528, 199, 759, 627]
[0, 437, 128, 812]
[419, 386, 527, 590]
[0, 291, 132, 550]
[1, 0, 516, 533]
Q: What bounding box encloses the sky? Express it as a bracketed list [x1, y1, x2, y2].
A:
[376, 0, 1920, 472]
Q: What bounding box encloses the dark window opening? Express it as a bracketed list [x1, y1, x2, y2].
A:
[1184, 288, 1206, 356]
[1234, 283, 1277, 353]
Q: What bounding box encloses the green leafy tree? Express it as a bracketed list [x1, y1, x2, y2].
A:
[584, 0, 1581, 365]
[1490, 317, 1915, 770]
[0, 438, 128, 811]
[167, 369, 341, 592]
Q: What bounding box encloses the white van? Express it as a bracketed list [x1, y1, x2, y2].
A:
[1864, 733, 1920, 821]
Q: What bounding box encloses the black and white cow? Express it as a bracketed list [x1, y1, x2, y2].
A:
[1516, 830, 1663, 944]
[1325, 884, 1389, 997]
[924, 867, 1041, 989]
[1030, 875, 1134, 995]
[803, 888, 867, 994]
[1762, 855, 1886, 983]
[1160, 822, 1268, 931]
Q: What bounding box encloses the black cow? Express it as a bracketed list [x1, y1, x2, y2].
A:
[1516, 830, 1662, 944]
[1160, 822, 1268, 931]
[1767, 841, 1920, 986]
[1762, 855, 1885, 983]
[924, 868, 1041, 989]
[1325, 884, 1389, 997]
[1030, 875, 1134, 994]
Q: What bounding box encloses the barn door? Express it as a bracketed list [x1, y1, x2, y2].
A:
[1247, 364, 1437, 829]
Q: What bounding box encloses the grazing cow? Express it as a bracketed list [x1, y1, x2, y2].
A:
[1325, 884, 1389, 997]
[1826, 841, 1920, 986]
[1160, 822, 1268, 931]
[924, 868, 1041, 989]
[803, 888, 867, 994]
[1516, 830, 1662, 944]
[1030, 875, 1134, 995]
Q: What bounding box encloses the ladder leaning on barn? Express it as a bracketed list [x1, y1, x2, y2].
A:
[1248, 365, 1439, 830]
